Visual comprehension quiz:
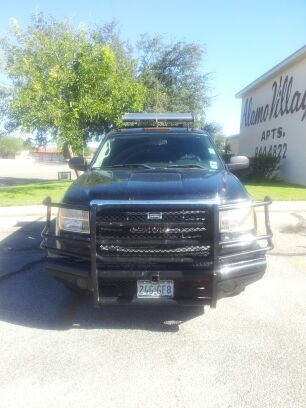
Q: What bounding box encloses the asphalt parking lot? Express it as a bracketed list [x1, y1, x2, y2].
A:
[0, 159, 76, 186]
[0, 205, 305, 408]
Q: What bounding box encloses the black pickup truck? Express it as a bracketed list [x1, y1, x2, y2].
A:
[41, 113, 273, 308]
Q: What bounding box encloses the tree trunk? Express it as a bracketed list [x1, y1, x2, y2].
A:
[63, 142, 80, 178]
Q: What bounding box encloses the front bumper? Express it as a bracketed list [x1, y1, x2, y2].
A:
[45, 253, 267, 306]
[42, 198, 272, 307]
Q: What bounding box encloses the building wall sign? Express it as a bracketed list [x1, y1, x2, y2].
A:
[242, 75, 306, 128]
[234, 48, 306, 186]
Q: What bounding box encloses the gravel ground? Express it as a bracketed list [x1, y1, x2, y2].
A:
[0, 206, 305, 408]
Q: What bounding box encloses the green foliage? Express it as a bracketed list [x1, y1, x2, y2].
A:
[221, 143, 232, 164]
[83, 145, 95, 159]
[0, 15, 145, 153]
[23, 137, 35, 151]
[0, 135, 23, 157]
[202, 122, 228, 154]
[248, 154, 280, 180]
[224, 142, 231, 155]
[137, 35, 210, 119]
[0, 15, 211, 153]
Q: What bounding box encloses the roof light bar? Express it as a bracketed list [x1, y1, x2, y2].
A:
[122, 113, 194, 123]
[143, 127, 170, 132]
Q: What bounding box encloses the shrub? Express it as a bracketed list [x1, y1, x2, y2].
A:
[221, 143, 232, 163]
[0, 135, 23, 158]
[248, 154, 280, 180]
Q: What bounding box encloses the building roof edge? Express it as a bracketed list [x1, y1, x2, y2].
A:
[236, 45, 306, 98]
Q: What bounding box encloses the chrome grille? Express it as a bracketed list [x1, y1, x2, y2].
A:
[99, 244, 210, 257]
[98, 225, 207, 240]
[96, 207, 212, 264]
[97, 210, 207, 223]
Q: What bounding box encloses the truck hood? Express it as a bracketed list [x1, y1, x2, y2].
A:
[62, 169, 249, 205]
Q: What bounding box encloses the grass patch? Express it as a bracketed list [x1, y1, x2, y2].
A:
[0, 181, 72, 206]
[0, 179, 306, 206]
[245, 181, 306, 201]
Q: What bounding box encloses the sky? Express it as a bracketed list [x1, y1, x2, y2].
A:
[0, 0, 305, 136]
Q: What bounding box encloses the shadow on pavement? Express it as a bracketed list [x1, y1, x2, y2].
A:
[280, 213, 306, 235]
[0, 220, 45, 275]
[0, 220, 204, 333]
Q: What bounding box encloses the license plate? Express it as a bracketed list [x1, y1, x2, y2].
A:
[137, 280, 174, 298]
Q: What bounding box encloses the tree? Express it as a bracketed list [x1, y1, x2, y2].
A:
[0, 135, 23, 157]
[202, 122, 226, 152]
[23, 137, 35, 151]
[0, 15, 213, 153]
[137, 35, 210, 120]
[0, 15, 145, 153]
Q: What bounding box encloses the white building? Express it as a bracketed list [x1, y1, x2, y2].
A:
[232, 45, 306, 186]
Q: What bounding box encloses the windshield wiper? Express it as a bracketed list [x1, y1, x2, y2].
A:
[165, 164, 209, 169]
[102, 163, 155, 170]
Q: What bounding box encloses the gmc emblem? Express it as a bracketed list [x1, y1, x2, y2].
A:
[147, 212, 163, 220]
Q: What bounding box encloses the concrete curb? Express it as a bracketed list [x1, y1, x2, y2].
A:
[0, 201, 305, 218]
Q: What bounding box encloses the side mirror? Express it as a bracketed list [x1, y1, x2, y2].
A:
[227, 155, 249, 171]
[68, 156, 88, 171]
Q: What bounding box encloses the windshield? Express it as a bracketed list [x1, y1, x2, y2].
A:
[91, 132, 223, 171]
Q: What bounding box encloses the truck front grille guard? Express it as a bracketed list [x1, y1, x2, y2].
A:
[41, 197, 273, 307]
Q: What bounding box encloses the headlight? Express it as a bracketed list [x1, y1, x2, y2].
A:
[220, 207, 255, 233]
[58, 208, 90, 234]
